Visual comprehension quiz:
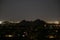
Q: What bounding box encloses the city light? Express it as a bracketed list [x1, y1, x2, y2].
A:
[9, 21, 20, 23]
[22, 35, 25, 37]
[0, 21, 3, 24]
[46, 21, 59, 24]
[54, 21, 59, 24]
[5, 35, 13, 37]
[48, 35, 55, 38]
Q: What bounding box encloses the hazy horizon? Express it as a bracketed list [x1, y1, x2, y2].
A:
[0, 0, 60, 21]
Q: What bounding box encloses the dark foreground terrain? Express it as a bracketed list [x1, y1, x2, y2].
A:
[0, 19, 60, 40]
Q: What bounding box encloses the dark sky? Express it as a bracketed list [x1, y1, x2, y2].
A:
[0, 0, 60, 21]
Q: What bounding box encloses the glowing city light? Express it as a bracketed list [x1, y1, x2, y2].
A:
[5, 35, 13, 37]
[54, 21, 59, 24]
[8, 21, 20, 23]
[0, 21, 3, 24]
[46, 21, 59, 24]
[48, 35, 55, 38]
[22, 35, 25, 37]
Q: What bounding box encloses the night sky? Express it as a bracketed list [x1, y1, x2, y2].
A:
[0, 0, 60, 21]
